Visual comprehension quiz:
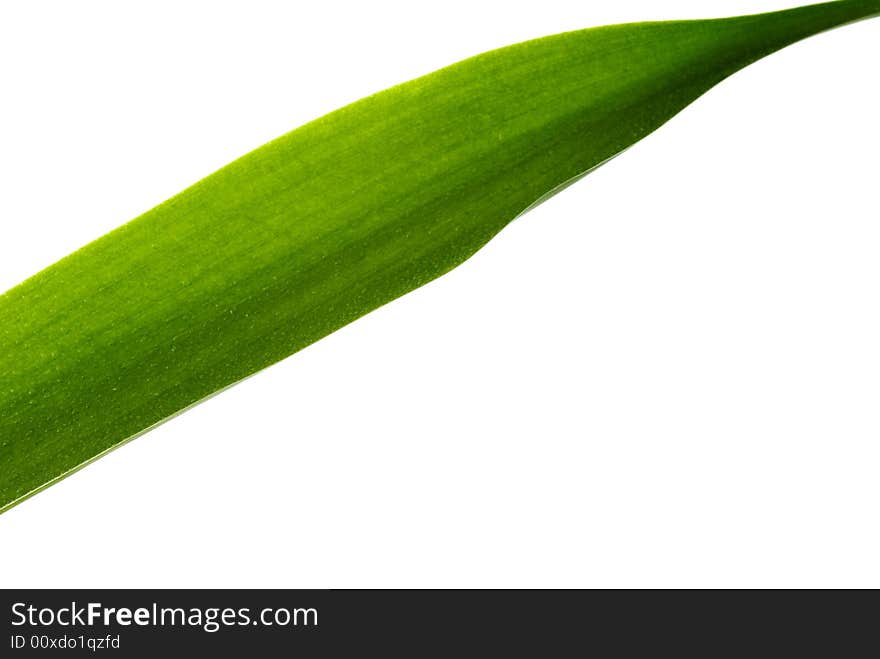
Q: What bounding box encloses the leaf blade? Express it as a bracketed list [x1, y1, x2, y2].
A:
[1, 0, 878, 512]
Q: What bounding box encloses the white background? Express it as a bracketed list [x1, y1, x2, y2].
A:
[0, 0, 878, 588]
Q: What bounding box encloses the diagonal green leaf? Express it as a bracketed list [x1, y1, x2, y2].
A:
[1, 1, 878, 512]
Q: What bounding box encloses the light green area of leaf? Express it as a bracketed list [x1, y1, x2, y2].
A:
[1, 1, 877, 512]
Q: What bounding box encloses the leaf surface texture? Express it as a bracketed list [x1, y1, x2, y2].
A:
[1, 1, 878, 511]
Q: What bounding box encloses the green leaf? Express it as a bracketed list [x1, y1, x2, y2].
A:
[1, 1, 878, 513]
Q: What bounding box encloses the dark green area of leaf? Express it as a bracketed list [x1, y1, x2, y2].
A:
[1, 1, 878, 511]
